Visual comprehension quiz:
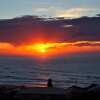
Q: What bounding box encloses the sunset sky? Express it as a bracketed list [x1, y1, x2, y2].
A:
[0, 0, 100, 57]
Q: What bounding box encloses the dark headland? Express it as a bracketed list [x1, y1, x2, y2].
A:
[0, 84, 100, 100]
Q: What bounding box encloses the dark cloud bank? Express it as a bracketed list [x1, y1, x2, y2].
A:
[0, 15, 100, 45]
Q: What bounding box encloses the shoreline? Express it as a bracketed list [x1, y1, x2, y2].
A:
[0, 83, 100, 100]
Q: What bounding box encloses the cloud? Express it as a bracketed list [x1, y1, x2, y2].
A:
[0, 15, 100, 46]
[56, 8, 100, 18]
[72, 41, 100, 47]
[62, 25, 73, 28]
[32, 6, 60, 17]
[33, 7, 48, 12]
[33, 6, 100, 18]
[0, 43, 14, 49]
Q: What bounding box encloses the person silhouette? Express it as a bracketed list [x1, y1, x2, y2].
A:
[47, 78, 53, 87]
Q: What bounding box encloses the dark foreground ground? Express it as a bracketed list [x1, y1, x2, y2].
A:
[0, 84, 100, 100]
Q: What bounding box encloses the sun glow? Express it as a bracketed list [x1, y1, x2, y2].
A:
[33, 43, 50, 53]
[17, 41, 100, 56]
[1, 41, 100, 57]
[40, 49, 46, 53]
[27, 42, 68, 54]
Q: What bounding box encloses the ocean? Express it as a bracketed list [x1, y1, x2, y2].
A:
[0, 53, 100, 88]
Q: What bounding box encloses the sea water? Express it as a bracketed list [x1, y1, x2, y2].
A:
[0, 53, 100, 88]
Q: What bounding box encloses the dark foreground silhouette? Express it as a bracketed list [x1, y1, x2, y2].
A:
[0, 84, 100, 100]
[47, 79, 53, 87]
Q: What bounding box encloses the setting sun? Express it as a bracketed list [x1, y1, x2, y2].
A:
[34, 43, 49, 53]
[40, 49, 46, 53]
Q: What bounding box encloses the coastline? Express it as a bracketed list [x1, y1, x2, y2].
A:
[0, 84, 100, 100]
